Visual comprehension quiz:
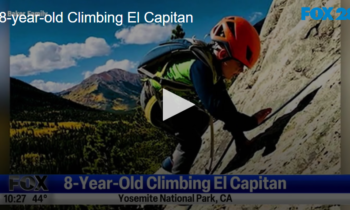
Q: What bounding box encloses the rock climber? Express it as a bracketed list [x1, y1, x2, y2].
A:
[139, 16, 272, 174]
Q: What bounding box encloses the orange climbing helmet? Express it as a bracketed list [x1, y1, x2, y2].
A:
[210, 16, 261, 69]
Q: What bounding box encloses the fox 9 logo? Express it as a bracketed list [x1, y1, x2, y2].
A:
[9, 175, 48, 191]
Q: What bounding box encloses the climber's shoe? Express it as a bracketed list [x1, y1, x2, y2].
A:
[161, 156, 173, 173]
[253, 108, 272, 125]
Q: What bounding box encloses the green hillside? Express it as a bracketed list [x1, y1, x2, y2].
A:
[10, 77, 176, 180]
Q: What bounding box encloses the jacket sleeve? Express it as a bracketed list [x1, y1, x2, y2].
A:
[189, 60, 258, 133]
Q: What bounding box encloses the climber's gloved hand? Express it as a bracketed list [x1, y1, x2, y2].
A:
[252, 108, 272, 125]
[222, 108, 272, 153]
[222, 108, 272, 132]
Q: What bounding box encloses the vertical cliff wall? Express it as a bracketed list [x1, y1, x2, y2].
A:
[165, 0, 341, 209]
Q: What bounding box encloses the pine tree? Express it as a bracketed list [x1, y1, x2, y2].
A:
[170, 24, 185, 39]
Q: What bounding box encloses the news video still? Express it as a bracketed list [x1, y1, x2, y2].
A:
[0, 0, 347, 209]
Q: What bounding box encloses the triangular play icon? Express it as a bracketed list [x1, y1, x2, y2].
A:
[163, 89, 195, 121]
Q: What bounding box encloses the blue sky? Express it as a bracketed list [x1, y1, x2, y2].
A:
[10, 0, 272, 92]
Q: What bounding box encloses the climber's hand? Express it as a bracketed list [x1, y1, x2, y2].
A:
[253, 108, 272, 125]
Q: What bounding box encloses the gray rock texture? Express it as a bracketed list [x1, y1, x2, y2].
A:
[162, 0, 341, 209]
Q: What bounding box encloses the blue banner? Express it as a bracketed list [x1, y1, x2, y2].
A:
[1, 175, 350, 193]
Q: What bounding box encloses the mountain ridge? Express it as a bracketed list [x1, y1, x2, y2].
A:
[10, 77, 123, 122]
[58, 68, 143, 112]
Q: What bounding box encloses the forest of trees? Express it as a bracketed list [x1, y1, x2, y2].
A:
[10, 107, 176, 210]
[10, 108, 176, 174]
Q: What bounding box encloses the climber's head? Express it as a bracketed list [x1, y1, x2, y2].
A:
[210, 16, 261, 79]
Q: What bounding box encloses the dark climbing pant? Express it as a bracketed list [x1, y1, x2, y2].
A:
[160, 106, 209, 174]
[140, 82, 210, 174]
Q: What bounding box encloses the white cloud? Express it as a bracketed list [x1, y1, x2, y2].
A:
[115, 23, 175, 44]
[30, 80, 77, 93]
[11, 37, 111, 76]
[83, 59, 137, 79]
[112, 43, 120, 48]
[248, 12, 263, 23]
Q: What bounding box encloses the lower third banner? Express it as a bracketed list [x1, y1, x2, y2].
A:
[1, 175, 350, 204]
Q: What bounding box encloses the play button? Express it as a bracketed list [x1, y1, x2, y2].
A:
[163, 89, 195, 121]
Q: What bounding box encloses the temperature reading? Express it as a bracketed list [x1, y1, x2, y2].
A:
[32, 194, 48, 203]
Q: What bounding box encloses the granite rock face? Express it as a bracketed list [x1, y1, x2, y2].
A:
[164, 0, 341, 209]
